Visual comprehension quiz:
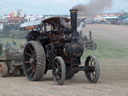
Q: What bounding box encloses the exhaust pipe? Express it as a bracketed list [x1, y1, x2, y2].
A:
[64, 9, 83, 57]
[70, 9, 79, 40]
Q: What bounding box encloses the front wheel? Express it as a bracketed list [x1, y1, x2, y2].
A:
[85, 56, 100, 83]
[52, 56, 66, 85]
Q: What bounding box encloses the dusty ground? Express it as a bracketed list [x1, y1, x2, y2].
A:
[0, 24, 128, 96]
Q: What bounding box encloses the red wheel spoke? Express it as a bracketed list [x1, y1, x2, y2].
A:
[32, 64, 36, 68]
[54, 61, 61, 80]
[32, 67, 36, 72]
[91, 60, 95, 66]
[25, 52, 32, 57]
[30, 71, 34, 78]
[28, 45, 34, 55]
[25, 61, 30, 64]
[91, 73, 94, 80]
[92, 72, 96, 77]
[89, 59, 92, 66]
[55, 61, 60, 68]
[90, 58, 93, 66]
[92, 72, 96, 80]
[26, 67, 32, 72]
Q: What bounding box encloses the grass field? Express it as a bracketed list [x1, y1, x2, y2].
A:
[82, 39, 128, 60]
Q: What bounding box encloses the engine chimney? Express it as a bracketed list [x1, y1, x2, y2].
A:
[64, 9, 83, 57]
[70, 9, 79, 40]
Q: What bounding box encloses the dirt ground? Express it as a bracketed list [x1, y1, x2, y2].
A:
[0, 24, 128, 96]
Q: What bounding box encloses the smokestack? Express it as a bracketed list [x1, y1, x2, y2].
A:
[70, 9, 78, 39]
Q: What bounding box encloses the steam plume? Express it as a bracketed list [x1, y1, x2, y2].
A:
[72, 0, 113, 17]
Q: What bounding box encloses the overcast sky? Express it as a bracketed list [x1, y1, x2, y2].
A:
[0, 0, 128, 15]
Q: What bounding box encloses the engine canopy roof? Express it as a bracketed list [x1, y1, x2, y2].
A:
[20, 17, 70, 31]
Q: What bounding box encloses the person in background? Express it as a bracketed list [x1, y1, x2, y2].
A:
[12, 40, 17, 46]
[26, 30, 40, 41]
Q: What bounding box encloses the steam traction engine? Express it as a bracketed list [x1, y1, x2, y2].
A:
[0, 44, 24, 77]
[20, 10, 100, 85]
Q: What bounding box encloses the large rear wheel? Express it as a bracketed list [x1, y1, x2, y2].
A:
[23, 41, 46, 81]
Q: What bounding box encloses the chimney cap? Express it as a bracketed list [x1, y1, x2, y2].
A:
[70, 9, 78, 12]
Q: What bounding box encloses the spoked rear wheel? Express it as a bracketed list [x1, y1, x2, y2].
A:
[23, 41, 46, 81]
[0, 62, 8, 77]
[85, 56, 100, 83]
[52, 56, 66, 85]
